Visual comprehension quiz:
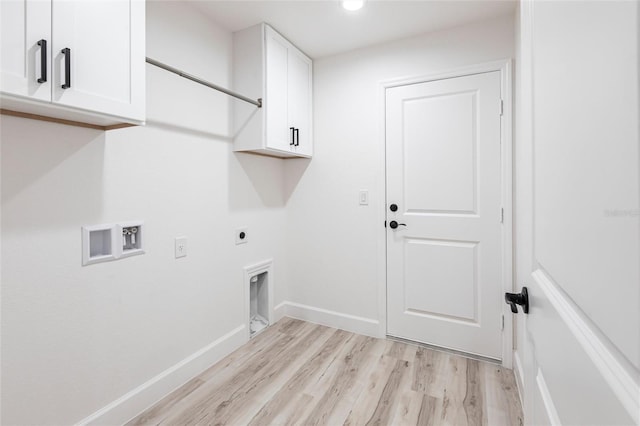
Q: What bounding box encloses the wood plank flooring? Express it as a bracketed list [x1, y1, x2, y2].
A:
[128, 318, 523, 426]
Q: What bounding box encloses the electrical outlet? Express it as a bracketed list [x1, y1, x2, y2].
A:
[175, 236, 187, 258]
[236, 227, 248, 245]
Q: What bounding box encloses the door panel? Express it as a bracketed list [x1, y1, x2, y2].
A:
[386, 71, 503, 360]
[532, 0, 639, 367]
[287, 48, 312, 156]
[52, 0, 144, 120]
[0, 0, 51, 100]
[404, 239, 478, 321]
[265, 27, 290, 152]
[404, 91, 477, 214]
[527, 272, 634, 425]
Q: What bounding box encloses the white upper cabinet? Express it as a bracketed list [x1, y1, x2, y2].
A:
[233, 23, 313, 158]
[0, 0, 145, 127]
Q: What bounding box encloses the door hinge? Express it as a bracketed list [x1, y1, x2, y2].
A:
[500, 207, 504, 224]
[501, 314, 505, 331]
[499, 99, 504, 116]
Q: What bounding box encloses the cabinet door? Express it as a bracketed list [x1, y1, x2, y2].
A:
[265, 27, 293, 152]
[0, 0, 51, 101]
[51, 0, 144, 121]
[287, 48, 312, 157]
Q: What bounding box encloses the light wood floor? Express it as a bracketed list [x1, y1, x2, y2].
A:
[128, 318, 523, 426]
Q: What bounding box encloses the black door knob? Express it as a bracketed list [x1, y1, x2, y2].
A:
[389, 220, 406, 229]
[505, 287, 529, 314]
[390, 204, 398, 212]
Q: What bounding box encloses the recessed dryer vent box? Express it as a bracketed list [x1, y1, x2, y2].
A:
[82, 224, 118, 265]
[244, 259, 273, 339]
[249, 272, 269, 337]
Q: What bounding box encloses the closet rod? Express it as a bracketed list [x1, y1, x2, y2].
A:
[146, 57, 262, 108]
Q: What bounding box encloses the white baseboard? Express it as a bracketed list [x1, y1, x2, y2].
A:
[273, 301, 288, 323]
[76, 325, 247, 426]
[275, 301, 380, 337]
[78, 303, 378, 425]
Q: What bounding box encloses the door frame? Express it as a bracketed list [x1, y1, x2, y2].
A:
[377, 59, 514, 367]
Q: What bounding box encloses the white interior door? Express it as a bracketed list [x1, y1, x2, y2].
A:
[517, 1, 639, 425]
[386, 71, 504, 360]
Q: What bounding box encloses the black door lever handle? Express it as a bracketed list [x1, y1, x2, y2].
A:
[389, 220, 406, 229]
[505, 287, 529, 314]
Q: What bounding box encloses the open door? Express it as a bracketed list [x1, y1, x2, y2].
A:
[516, 1, 639, 424]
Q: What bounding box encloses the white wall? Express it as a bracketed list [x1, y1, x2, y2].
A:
[0, 2, 288, 424]
[1, 8, 519, 425]
[283, 14, 515, 334]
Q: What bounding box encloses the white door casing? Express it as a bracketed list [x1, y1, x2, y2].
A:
[517, 1, 640, 425]
[386, 70, 506, 360]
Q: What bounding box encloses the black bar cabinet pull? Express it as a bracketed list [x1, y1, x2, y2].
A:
[37, 39, 47, 83]
[294, 128, 299, 146]
[289, 127, 295, 145]
[61, 48, 71, 89]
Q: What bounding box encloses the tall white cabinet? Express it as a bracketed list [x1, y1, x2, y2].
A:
[233, 24, 313, 158]
[0, 0, 145, 127]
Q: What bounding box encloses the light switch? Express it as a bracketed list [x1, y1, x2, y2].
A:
[359, 190, 369, 205]
[175, 236, 187, 258]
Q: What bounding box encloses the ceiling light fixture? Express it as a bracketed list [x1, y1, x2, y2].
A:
[341, 0, 365, 11]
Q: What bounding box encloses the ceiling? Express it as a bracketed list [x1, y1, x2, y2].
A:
[190, 0, 516, 59]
